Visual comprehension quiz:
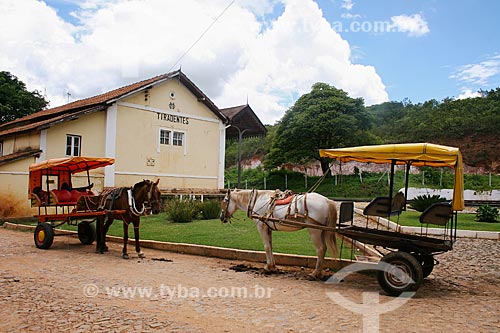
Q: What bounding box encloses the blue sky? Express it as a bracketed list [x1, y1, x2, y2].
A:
[1, 0, 499, 124]
[319, 0, 500, 102]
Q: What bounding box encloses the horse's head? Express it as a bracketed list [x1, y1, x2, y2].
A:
[146, 179, 161, 214]
[220, 189, 236, 223]
[134, 179, 161, 215]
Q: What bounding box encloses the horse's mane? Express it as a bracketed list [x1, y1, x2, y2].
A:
[133, 180, 149, 192]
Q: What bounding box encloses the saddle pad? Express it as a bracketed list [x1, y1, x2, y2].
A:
[275, 195, 295, 205]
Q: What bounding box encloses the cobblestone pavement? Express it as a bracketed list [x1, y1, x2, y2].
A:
[1, 227, 499, 332]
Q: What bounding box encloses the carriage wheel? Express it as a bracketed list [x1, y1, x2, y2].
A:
[415, 254, 435, 278]
[34, 222, 54, 249]
[78, 221, 96, 245]
[377, 251, 423, 296]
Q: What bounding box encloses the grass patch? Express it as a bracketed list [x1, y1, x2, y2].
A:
[392, 210, 500, 232]
[60, 210, 352, 258]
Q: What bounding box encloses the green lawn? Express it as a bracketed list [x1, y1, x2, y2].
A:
[391, 210, 500, 231]
[61, 210, 353, 258]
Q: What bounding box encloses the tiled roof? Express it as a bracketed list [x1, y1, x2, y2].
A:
[220, 105, 247, 120]
[0, 71, 177, 131]
[0, 70, 226, 138]
[0, 105, 105, 139]
[0, 148, 42, 167]
[220, 104, 267, 139]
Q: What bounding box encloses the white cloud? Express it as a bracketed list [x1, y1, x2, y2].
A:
[451, 55, 500, 86]
[390, 14, 430, 37]
[450, 55, 500, 99]
[456, 89, 481, 100]
[0, 0, 388, 124]
[341, 0, 354, 11]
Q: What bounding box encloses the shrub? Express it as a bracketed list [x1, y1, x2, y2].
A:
[476, 205, 499, 223]
[200, 200, 222, 220]
[409, 194, 448, 212]
[165, 199, 199, 223]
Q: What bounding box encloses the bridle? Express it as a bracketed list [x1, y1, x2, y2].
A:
[144, 181, 160, 209]
[129, 180, 160, 216]
[220, 189, 259, 223]
[220, 190, 232, 223]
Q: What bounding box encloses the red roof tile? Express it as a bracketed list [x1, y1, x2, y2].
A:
[0, 70, 226, 137]
[0, 148, 42, 167]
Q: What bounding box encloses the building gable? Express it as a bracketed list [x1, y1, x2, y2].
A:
[0, 70, 227, 141]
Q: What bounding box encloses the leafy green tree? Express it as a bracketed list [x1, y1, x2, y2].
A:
[0, 71, 48, 123]
[265, 83, 378, 173]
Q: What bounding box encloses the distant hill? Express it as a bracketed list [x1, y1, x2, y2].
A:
[368, 88, 500, 172]
[226, 88, 500, 173]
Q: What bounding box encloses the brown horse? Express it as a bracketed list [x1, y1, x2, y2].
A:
[95, 179, 161, 259]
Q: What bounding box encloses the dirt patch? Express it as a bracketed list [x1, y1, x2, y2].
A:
[150, 257, 174, 262]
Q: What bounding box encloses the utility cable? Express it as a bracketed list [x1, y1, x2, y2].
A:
[168, 0, 236, 72]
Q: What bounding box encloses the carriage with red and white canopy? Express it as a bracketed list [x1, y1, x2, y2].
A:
[29, 156, 125, 249]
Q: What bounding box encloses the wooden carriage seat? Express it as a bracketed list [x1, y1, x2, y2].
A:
[391, 192, 405, 214]
[419, 202, 453, 226]
[31, 190, 49, 206]
[363, 192, 406, 218]
[339, 201, 354, 225]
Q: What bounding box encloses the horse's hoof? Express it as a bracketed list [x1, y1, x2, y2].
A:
[123, 254, 129, 259]
[264, 264, 278, 273]
[138, 252, 145, 259]
[306, 273, 322, 281]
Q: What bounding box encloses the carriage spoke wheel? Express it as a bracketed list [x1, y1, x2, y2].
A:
[34, 222, 54, 249]
[78, 221, 96, 245]
[377, 251, 423, 296]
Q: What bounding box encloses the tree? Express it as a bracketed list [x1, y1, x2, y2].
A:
[265, 83, 378, 173]
[0, 71, 48, 124]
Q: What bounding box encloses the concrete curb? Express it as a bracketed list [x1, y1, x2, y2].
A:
[3, 222, 351, 270]
[354, 208, 500, 240]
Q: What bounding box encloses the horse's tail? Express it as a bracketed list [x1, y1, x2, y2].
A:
[325, 199, 338, 259]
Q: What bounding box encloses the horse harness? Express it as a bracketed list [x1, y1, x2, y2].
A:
[97, 183, 156, 227]
[247, 190, 322, 231]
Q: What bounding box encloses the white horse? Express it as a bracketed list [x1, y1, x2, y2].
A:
[220, 189, 338, 279]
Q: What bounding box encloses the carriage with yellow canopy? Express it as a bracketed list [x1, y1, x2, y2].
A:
[320, 143, 463, 295]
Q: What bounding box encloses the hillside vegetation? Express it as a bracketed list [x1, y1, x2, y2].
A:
[368, 88, 500, 170]
[226, 87, 500, 173]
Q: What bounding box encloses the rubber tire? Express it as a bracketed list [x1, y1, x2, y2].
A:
[78, 222, 96, 245]
[377, 251, 424, 296]
[417, 254, 435, 278]
[34, 222, 54, 249]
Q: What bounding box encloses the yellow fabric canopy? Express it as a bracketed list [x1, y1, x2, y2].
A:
[29, 156, 115, 173]
[319, 143, 464, 211]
